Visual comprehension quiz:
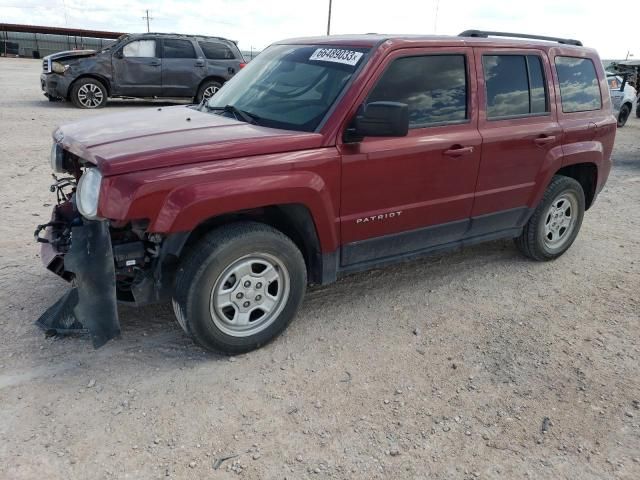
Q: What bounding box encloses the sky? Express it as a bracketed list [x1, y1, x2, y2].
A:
[1, 0, 636, 59]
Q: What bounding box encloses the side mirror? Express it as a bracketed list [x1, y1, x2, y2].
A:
[352, 101, 409, 139]
[113, 50, 123, 60]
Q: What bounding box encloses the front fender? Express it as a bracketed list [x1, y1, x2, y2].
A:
[153, 171, 339, 252]
[99, 148, 342, 253]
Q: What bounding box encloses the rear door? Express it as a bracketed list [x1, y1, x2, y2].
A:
[160, 38, 203, 97]
[472, 48, 562, 230]
[112, 38, 161, 96]
[338, 47, 482, 267]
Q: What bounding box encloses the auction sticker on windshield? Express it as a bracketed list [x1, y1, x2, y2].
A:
[309, 48, 363, 66]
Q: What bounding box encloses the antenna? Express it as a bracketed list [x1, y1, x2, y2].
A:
[142, 10, 153, 33]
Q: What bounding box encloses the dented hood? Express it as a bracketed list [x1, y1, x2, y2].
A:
[44, 49, 97, 62]
[55, 106, 323, 176]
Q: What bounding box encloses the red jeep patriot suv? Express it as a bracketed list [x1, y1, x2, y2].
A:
[36, 30, 616, 353]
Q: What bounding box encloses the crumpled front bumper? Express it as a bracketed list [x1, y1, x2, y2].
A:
[37, 210, 121, 348]
[40, 73, 71, 99]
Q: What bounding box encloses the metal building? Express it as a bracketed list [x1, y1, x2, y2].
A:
[0, 23, 123, 59]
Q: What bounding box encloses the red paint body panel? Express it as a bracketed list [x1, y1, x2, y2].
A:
[58, 106, 324, 176]
[338, 46, 481, 244]
[99, 148, 342, 251]
[52, 34, 616, 260]
[472, 47, 564, 216]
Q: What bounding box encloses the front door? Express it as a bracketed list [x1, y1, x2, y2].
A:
[112, 38, 161, 96]
[338, 47, 482, 267]
[160, 38, 203, 97]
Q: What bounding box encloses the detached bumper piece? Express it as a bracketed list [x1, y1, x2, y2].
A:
[36, 220, 121, 348]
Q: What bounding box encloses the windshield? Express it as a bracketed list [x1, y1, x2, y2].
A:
[100, 34, 129, 53]
[205, 44, 369, 132]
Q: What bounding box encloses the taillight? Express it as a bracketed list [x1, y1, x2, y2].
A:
[239, 63, 246, 69]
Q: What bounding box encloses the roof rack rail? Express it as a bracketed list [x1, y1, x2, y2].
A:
[458, 30, 582, 47]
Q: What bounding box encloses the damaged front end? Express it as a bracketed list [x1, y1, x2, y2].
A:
[36, 208, 120, 348]
[35, 171, 177, 348]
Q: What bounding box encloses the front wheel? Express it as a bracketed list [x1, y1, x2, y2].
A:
[172, 222, 307, 354]
[70, 78, 107, 109]
[515, 176, 585, 261]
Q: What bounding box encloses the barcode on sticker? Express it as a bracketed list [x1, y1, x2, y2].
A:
[309, 48, 363, 66]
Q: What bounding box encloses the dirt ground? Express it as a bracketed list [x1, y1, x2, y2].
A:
[0, 57, 638, 480]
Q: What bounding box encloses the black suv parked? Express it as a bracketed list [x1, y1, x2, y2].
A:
[40, 33, 246, 109]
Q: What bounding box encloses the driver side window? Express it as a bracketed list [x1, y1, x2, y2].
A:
[367, 54, 468, 128]
[123, 40, 156, 58]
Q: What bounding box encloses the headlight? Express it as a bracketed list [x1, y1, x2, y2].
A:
[51, 62, 68, 74]
[76, 168, 103, 219]
[50, 142, 65, 172]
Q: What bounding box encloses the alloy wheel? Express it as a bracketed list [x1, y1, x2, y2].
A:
[77, 83, 104, 108]
[202, 85, 220, 101]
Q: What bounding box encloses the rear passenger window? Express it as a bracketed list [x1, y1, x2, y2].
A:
[163, 39, 196, 59]
[555, 57, 602, 112]
[483, 54, 549, 118]
[199, 41, 236, 60]
[367, 55, 467, 127]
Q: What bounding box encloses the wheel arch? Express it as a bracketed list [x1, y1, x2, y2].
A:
[555, 162, 598, 210]
[165, 204, 330, 285]
[197, 76, 226, 93]
[68, 74, 111, 98]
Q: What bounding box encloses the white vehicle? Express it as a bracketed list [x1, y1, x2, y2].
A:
[607, 72, 637, 127]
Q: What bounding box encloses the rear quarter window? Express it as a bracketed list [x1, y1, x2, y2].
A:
[199, 41, 237, 60]
[555, 56, 602, 113]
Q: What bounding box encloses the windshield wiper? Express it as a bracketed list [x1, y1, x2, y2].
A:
[204, 104, 260, 125]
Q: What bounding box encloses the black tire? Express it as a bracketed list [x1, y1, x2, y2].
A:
[172, 222, 307, 354]
[70, 78, 107, 109]
[195, 79, 222, 103]
[515, 175, 585, 261]
[636, 102, 640, 118]
[617, 104, 631, 127]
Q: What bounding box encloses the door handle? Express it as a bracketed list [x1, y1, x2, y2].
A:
[443, 145, 474, 157]
[533, 135, 556, 146]
[149, 60, 161, 67]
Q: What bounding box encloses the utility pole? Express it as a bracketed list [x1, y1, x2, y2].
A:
[433, 0, 439, 34]
[142, 10, 153, 33]
[326, 0, 332, 35]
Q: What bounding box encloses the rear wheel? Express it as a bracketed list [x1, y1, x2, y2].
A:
[70, 78, 107, 109]
[617, 104, 631, 127]
[515, 176, 585, 261]
[172, 222, 307, 354]
[195, 80, 222, 103]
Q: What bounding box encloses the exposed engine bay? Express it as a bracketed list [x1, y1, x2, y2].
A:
[33, 166, 176, 347]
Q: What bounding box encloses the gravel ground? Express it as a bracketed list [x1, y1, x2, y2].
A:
[0, 57, 638, 480]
